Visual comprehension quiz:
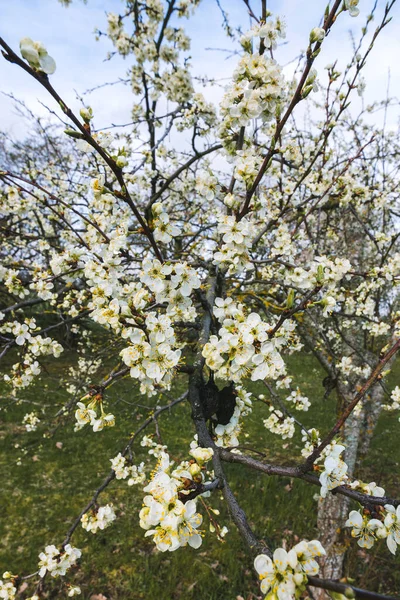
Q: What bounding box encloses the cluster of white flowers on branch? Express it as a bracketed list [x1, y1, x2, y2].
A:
[75, 394, 115, 433]
[22, 412, 40, 432]
[203, 299, 288, 383]
[139, 448, 214, 552]
[219, 17, 285, 154]
[1, 0, 400, 597]
[81, 504, 116, 534]
[38, 544, 81, 578]
[346, 504, 400, 555]
[110, 452, 146, 485]
[254, 541, 326, 599]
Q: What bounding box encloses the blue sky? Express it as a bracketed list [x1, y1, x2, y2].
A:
[1, 0, 399, 138]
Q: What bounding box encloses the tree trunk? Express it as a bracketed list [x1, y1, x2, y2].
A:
[357, 384, 385, 463]
[314, 385, 364, 599]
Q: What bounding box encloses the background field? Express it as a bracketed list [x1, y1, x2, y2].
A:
[1, 349, 399, 599]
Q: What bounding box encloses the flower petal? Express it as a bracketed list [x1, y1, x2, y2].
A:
[254, 554, 273, 576]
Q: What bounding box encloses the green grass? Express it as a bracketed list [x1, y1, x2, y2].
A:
[0, 351, 399, 599]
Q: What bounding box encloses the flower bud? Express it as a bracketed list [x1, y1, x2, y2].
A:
[310, 27, 325, 43]
[116, 155, 128, 168]
[20, 37, 40, 67]
[316, 264, 325, 284]
[376, 526, 388, 539]
[345, 0, 360, 17]
[189, 446, 214, 465]
[152, 202, 164, 216]
[80, 107, 93, 123]
[64, 129, 85, 140]
[20, 37, 56, 74]
[219, 525, 228, 537]
[189, 463, 201, 477]
[293, 572, 305, 585]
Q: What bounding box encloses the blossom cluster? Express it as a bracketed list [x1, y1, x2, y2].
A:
[81, 504, 116, 534]
[66, 355, 102, 397]
[196, 171, 219, 201]
[115, 259, 201, 395]
[254, 540, 325, 599]
[22, 412, 40, 432]
[319, 444, 348, 497]
[348, 480, 385, 497]
[1, 318, 63, 389]
[0, 267, 29, 299]
[284, 256, 352, 292]
[346, 504, 400, 555]
[383, 386, 400, 413]
[188, 443, 214, 465]
[140, 259, 201, 314]
[110, 452, 146, 486]
[139, 449, 212, 552]
[263, 407, 295, 439]
[0, 573, 16, 600]
[213, 214, 256, 274]
[233, 148, 260, 187]
[203, 298, 288, 383]
[120, 314, 180, 386]
[38, 544, 81, 578]
[29, 271, 56, 302]
[4, 358, 38, 390]
[140, 434, 168, 458]
[285, 388, 310, 412]
[300, 428, 321, 459]
[75, 396, 115, 433]
[106, 0, 199, 116]
[151, 202, 180, 244]
[219, 19, 285, 153]
[175, 92, 216, 134]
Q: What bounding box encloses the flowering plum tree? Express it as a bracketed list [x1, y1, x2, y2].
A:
[0, 0, 400, 598]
